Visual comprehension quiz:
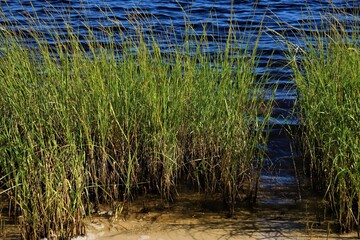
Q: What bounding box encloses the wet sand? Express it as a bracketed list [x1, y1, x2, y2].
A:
[80, 193, 358, 240]
[84, 221, 357, 240]
[1, 192, 358, 239]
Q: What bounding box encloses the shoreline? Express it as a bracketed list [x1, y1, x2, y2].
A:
[79, 193, 358, 240]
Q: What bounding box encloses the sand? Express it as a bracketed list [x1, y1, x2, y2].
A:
[81, 214, 357, 240]
[78, 193, 359, 240]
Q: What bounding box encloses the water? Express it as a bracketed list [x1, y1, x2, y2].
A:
[0, 0, 358, 204]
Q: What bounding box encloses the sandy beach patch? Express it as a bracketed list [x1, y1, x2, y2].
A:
[81, 193, 358, 240]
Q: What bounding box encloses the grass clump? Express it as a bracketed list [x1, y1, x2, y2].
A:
[291, 14, 360, 232]
[0, 9, 274, 239]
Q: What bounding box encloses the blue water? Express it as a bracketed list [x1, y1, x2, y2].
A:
[1, 1, 357, 61]
[1, 1, 357, 48]
[0, 0, 358, 162]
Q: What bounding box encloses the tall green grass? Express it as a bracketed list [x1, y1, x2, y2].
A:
[291, 14, 360, 232]
[0, 11, 274, 239]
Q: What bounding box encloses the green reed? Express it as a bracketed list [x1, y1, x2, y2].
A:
[290, 14, 360, 232]
[0, 11, 274, 239]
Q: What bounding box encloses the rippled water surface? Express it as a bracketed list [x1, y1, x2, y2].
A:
[1, 1, 358, 60]
[1, 1, 358, 47]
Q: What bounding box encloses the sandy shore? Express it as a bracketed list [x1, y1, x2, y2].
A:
[81, 215, 357, 240]
[77, 193, 358, 240]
